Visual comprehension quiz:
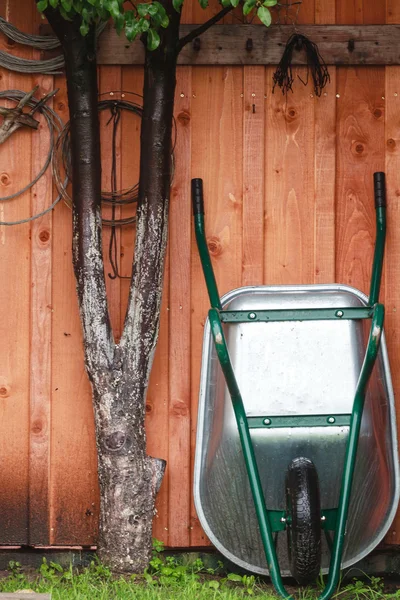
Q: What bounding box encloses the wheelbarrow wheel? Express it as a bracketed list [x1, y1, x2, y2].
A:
[286, 457, 321, 585]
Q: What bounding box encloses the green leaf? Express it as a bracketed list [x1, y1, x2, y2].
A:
[147, 4, 158, 15]
[137, 3, 149, 16]
[172, 0, 184, 12]
[147, 27, 160, 50]
[80, 20, 89, 35]
[138, 17, 150, 31]
[61, 0, 73, 11]
[107, 0, 122, 19]
[199, 0, 208, 8]
[263, 0, 277, 4]
[230, 0, 240, 6]
[243, 0, 256, 15]
[221, 0, 231, 6]
[208, 581, 220, 590]
[37, 0, 48, 12]
[49, 0, 59, 7]
[114, 12, 124, 35]
[153, 2, 169, 27]
[257, 4, 272, 25]
[227, 573, 243, 582]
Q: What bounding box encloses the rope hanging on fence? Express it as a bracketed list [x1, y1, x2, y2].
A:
[0, 17, 106, 75]
[0, 89, 66, 226]
[272, 33, 330, 96]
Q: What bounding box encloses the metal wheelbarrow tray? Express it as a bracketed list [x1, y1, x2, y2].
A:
[192, 173, 399, 600]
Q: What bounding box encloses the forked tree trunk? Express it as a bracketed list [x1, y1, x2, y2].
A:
[41, 4, 180, 571]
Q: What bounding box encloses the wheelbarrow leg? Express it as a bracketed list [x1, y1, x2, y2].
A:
[318, 304, 385, 600]
[209, 308, 293, 600]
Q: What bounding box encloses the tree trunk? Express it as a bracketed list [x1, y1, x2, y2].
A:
[40, 3, 180, 571]
[104, 12, 181, 571]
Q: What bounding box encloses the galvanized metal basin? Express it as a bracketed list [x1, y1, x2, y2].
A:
[194, 284, 399, 576]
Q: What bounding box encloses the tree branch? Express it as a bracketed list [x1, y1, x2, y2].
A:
[39, 3, 114, 377]
[177, 4, 234, 51]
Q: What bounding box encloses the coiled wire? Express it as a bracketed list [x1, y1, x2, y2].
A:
[0, 89, 65, 226]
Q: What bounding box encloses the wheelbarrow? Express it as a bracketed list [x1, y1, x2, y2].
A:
[192, 173, 399, 600]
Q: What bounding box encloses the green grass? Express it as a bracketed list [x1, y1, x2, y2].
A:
[0, 553, 399, 600]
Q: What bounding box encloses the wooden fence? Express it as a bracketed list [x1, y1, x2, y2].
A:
[1, 0, 400, 549]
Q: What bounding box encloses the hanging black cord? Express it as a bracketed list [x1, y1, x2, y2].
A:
[107, 104, 128, 279]
[273, 33, 330, 97]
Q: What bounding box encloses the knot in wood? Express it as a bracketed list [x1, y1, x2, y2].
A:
[373, 108, 382, 119]
[104, 431, 127, 451]
[0, 385, 9, 398]
[351, 141, 366, 156]
[177, 110, 190, 126]
[0, 173, 10, 186]
[39, 230, 50, 243]
[285, 107, 297, 122]
[172, 400, 188, 416]
[31, 420, 43, 434]
[145, 403, 152, 413]
[207, 236, 222, 257]
[387, 138, 396, 151]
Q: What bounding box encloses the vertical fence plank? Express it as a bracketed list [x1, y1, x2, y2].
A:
[384, 66, 400, 546]
[29, 70, 54, 545]
[264, 69, 315, 286]
[242, 67, 265, 286]
[99, 68, 122, 341]
[335, 72, 385, 291]
[314, 0, 336, 284]
[190, 66, 243, 545]
[0, 0, 32, 544]
[167, 68, 192, 547]
[315, 0, 335, 23]
[336, 0, 363, 24]
[50, 78, 99, 546]
[384, 0, 400, 545]
[120, 68, 142, 316]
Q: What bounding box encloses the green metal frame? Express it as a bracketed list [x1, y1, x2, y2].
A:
[192, 175, 387, 600]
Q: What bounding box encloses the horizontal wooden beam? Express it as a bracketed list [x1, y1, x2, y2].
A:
[96, 24, 400, 66]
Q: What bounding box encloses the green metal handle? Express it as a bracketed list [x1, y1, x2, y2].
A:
[318, 303, 385, 600]
[369, 172, 386, 306]
[192, 178, 222, 310]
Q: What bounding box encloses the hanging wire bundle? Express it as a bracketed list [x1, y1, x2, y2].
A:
[0, 89, 66, 226]
[272, 33, 330, 97]
[54, 92, 176, 278]
[54, 94, 143, 227]
[0, 16, 106, 75]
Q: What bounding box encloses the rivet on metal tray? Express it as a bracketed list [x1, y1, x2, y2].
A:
[327, 416, 336, 424]
[249, 312, 257, 320]
[336, 310, 344, 318]
[280, 516, 286, 523]
[321, 515, 326, 521]
[263, 417, 271, 426]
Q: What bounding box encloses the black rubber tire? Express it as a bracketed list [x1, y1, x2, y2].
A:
[285, 457, 322, 585]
